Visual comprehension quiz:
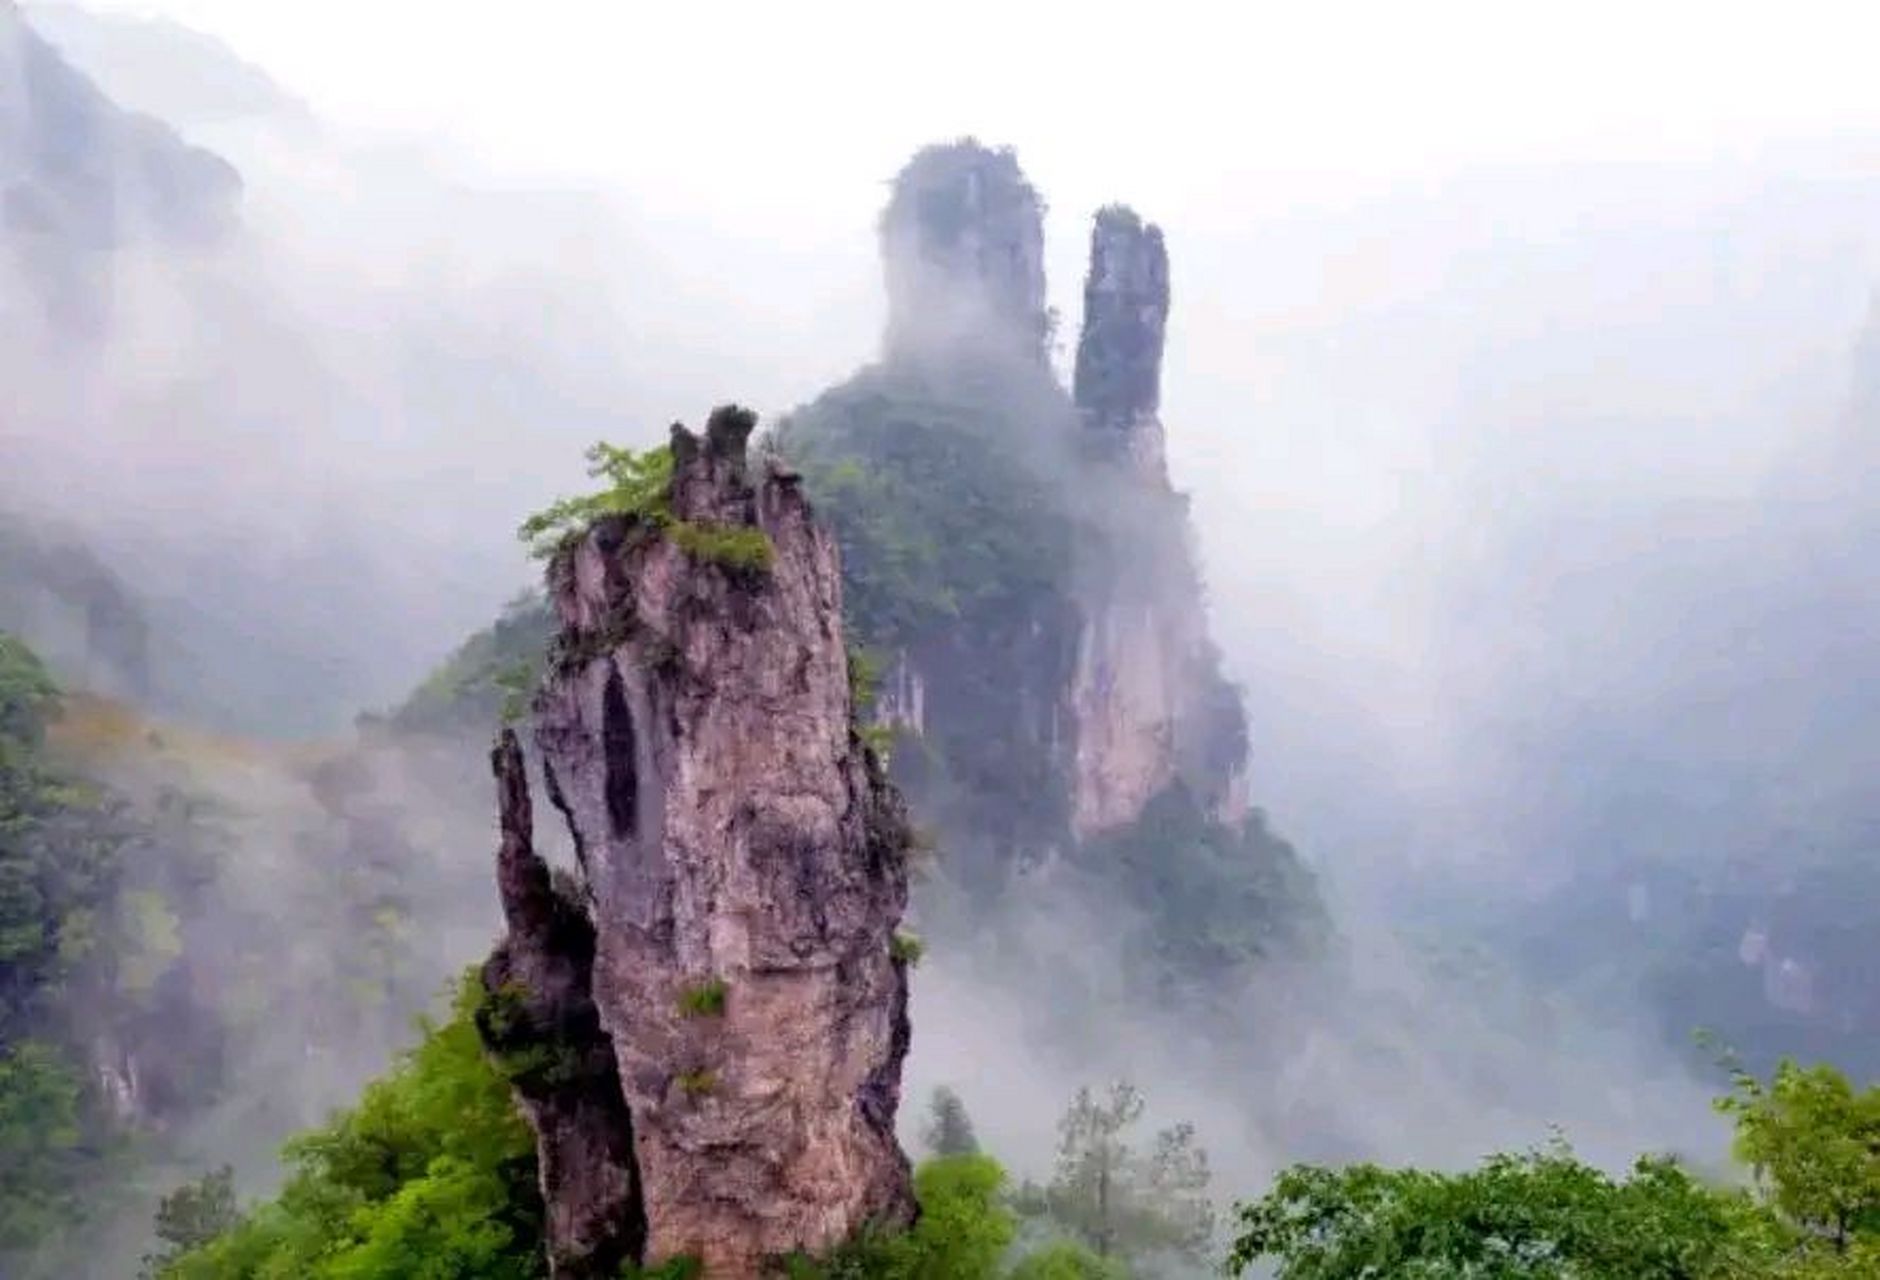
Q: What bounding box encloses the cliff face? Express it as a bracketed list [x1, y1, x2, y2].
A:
[479, 731, 642, 1279]
[1066, 202, 1248, 836]
[486, 408, 916, 1275]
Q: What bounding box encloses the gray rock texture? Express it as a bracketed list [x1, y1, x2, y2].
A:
[490, 406, 916, 1276]
[479, 729, 643, 1280]
[1065, 205, 1247, 835]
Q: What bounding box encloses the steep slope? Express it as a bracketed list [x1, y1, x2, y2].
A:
[484, 408, 917, 1275]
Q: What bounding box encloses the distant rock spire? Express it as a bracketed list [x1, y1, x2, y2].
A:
[880, 138, 1050, 363]
[1073, 205, 1171, 477]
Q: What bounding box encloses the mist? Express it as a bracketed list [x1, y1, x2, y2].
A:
[9, 3, 1880, 1274]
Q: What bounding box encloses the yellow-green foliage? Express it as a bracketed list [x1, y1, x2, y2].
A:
[675, 1069, 717, 1098]
[890, 931, 925, 967]
[518, 442, 773, 572]
[115, 890, 182, 995]
[676, 978, 727, 1019]
[1718, 1059, 1880, 1249]
[666, 520, 774, 572]
[620, 1259, 703, 1279]
[780, 1155, 1016, 1279]
[519, 443, 674, 560]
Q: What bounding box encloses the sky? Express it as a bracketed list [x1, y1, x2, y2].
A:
[81, 0, 1880, 220]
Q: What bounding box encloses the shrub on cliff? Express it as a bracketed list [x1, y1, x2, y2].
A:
[518, 434, 774, 572]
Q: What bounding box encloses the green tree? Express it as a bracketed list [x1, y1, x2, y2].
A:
[1227, 1059, 1880, 1279]
[1718, 1060, 1880, 1253]
[0, 1041, 87, 1252]
[159, 972, 545, 1279]
[1039, 1083, 1213, 1268]
[0, 632, 133, 1259]
[923, 1086, 980, 1157]
[1228, 1145, 1778, 1279]
[141, 1167, 240, 1278]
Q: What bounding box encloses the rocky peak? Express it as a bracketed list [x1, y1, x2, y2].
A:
[1073, 204, 1171, 479]
[488, 406, 916, 1275]
[880, 137, 1049, 364]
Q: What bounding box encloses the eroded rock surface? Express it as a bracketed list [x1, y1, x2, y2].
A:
[487, 406, 916, 1276]
[478, 730, 642, 1280]
[1066, 205, 1249, 836]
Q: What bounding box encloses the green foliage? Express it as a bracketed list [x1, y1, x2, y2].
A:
[773, 371, 1074, 656]
[666, 519, 775, 572]
[891, 930, 925, 967]
[676, 1069, 717, 1099]
[0, 631, 138, 1258]
[846, 646, 902, 762]
[1004, 1242, 1126, 1280]
[0, 629, 60, 739]
[1030, 1082, 1213, 1270]
[676, 977, 728, 1019]
[1230, 1059, 1880, 1278]
[116, 887, 184, 994]
[141, 1167, 239, 1278]
[620, 1259, 703, 1279]
[774, 363, 1326, 965]
[391, 593, 554, 734]
[0, 1041, 88, 1253]
[1228, 1146, 1775, 1279]
[1718, 1059, 1880, 1250]
[1085, 786, 1329, 997]
[782, 1154, 1016, 1280]
[923, 1086, 980, 1158]
[517, 441, 773, 572]
[859, 722, 899, 764]
[848, 647, 884, 715]
[475, 979, 596, 1090]
[159, 971, 545, 1279]
[519, 442, 675, 560]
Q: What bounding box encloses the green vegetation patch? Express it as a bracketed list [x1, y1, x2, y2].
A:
[770, 368, 1076, 655]
[1083, 785, 1330, 1000]
[675, 1069, 717, 1099]
[889, 931, 925, 968]
[518, 441, 774, 573]
[675, 978, 727, 1019]
[390, 592, 555, 734]
[157, 972, 544, 1280]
